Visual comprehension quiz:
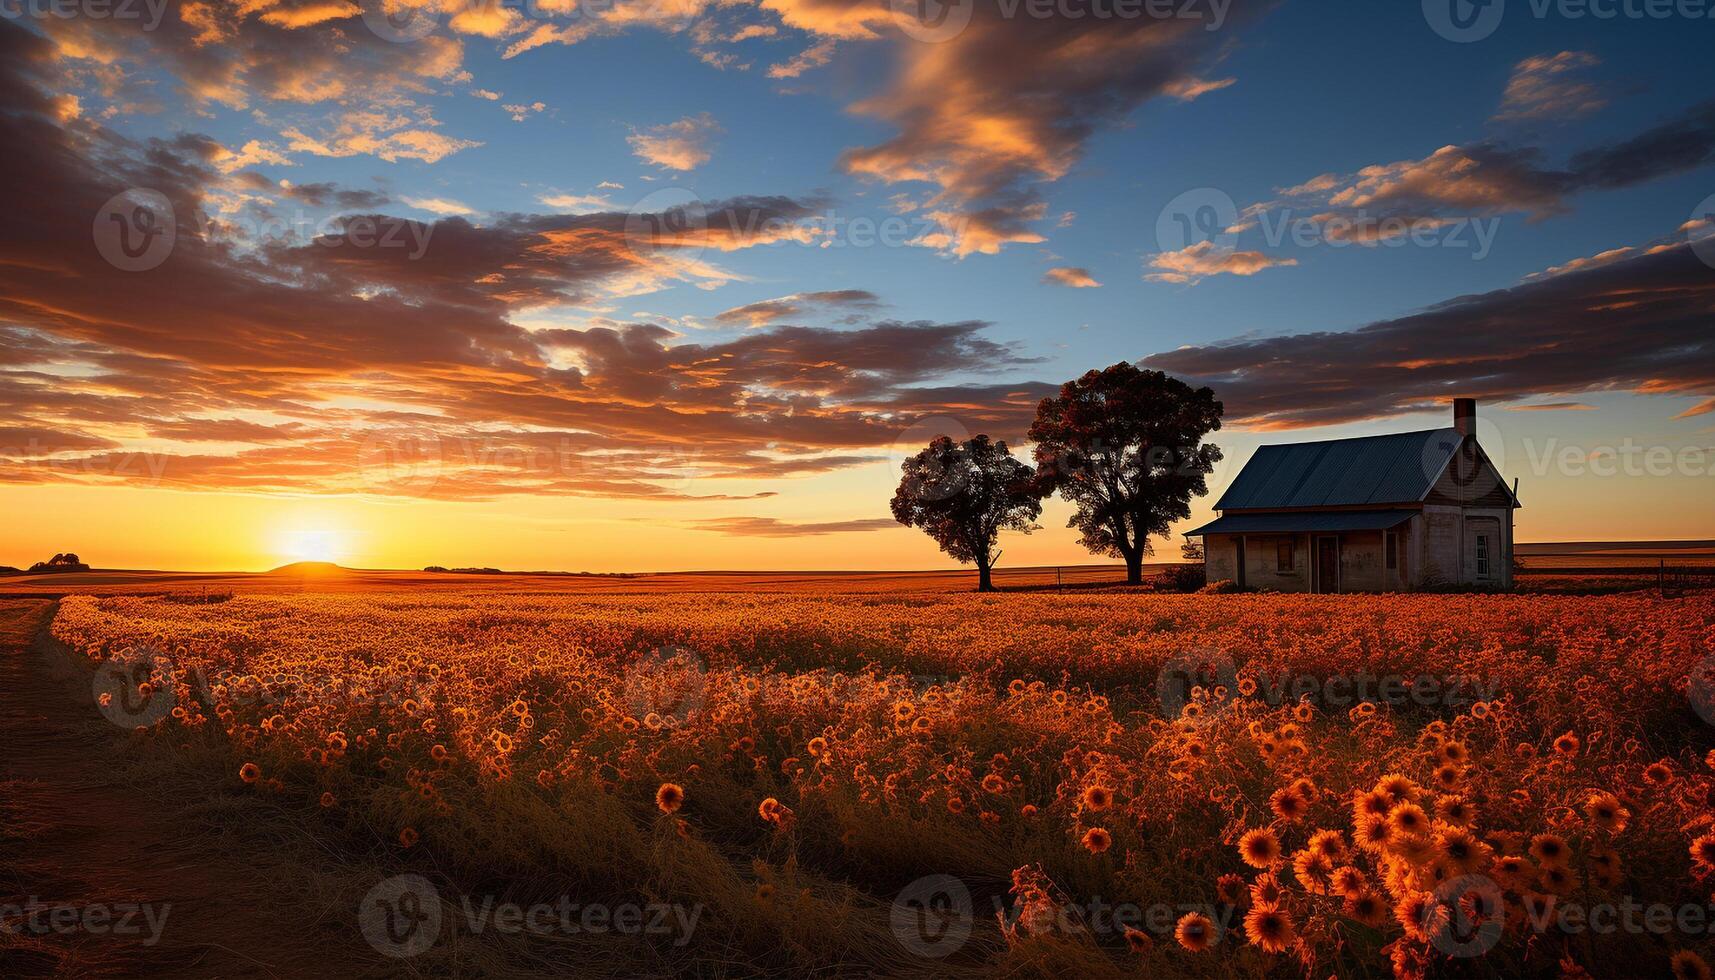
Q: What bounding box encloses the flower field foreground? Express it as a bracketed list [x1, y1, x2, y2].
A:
[51, 591, 1715, 977]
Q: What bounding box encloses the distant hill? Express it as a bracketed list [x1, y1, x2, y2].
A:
[265, 561, 351, 575]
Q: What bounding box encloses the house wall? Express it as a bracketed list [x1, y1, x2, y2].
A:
[1206, 534, 1239, 585]
[1339, 532, 1388, 592]
[1420, 504, 1513, 588]
[1203, 523, 1418, 593]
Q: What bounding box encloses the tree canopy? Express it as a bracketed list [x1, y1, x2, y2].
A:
[890, 435, 1046, 592]
[1029, 363, 1223, 584]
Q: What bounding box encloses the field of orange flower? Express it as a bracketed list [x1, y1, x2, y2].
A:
[45, 591, 1715, 978]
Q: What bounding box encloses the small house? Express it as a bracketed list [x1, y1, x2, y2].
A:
[1186, 400, 1519, 592]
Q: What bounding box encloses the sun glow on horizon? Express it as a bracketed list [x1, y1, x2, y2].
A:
[274, 527, 345, 566]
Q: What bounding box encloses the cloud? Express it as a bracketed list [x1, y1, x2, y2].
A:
[281, 109, 483, 164]
[402, 196, 475, 216]
[503, 100, 547, 121]
[1142, 236, 1715, 429]
[628, 112, 721, 170]
[1493, 51, 1605, 122]
[1164, 76, 1237, 101]
[1257, 100, 1715, 236]
[767, 38, 836, 78]
[537, 192, 615, 213]
[1145, 242, 1296, 284]
[713, 289, 881, 326]
[1042, 266, 1100, 288]
[0, 22, 1054, 501]
[826, 0, 1270, 257]
[683, 516, 897, 536]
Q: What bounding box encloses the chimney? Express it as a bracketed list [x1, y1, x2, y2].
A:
[1453, 398, 1476, 437]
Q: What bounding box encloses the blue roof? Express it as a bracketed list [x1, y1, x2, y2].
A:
[1186, 510, 1416, 536]
[1212, 428, 1464, 511]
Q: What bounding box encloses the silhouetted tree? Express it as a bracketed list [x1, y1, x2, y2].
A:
[1029, 364, 1223, 585]
[891, 434, 1045, 592]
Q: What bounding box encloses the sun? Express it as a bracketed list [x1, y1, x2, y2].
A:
[277, 528, 343, 565]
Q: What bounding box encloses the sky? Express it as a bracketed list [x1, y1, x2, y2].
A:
[0, 0, 1712, 572]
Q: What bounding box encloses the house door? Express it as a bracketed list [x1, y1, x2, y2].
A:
[1234, 537, 1246, 589]
[1314, 536, 1340, 593]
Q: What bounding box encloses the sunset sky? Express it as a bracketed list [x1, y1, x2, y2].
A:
[0, 1, 1712, 572]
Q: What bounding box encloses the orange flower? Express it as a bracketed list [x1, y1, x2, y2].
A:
[1553, 732, 1581, 757]
[1691, 833, 1715, 873]
[1269, 785, 1308, 822]
[1243, 905, 1297, 954]
[1344, 889, 1387, 927]
[1122, 925, 1153, 954]
[1082, 827, 1112, 854]
[1175, 912, 1215, 952]
[1239, 828, 1282, 869]
[1672, 950, 1714, 980]
[1585, 792, 1628, 833]
[398, 827, 419, 848]
[1081, 784, 1114, 811]
[1530, 833, 1571, 868]
[238, 762, 261, 784]
[1386, 802, 1429, 839]
[656, 782, 685, 814]
[1394, 892, 1446, 942]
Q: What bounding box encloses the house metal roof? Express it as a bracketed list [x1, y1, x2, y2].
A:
[1185, 510, 1417, 537]
[1211, 428, 1464, 511]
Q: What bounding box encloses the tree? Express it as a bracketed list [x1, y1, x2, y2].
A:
[1029, 363, 1223, 585]
[891, 434, 1046, 592]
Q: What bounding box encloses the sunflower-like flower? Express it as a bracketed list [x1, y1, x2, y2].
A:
[1243, 905, 1297, 954]
[1239, 827, 1282, 869]
[1175, 911, 1215, 952]
[1530, 833, 1571, 868]
[656, 782, 685, 814]
[1672, 950, 1714, 980]
[1585, 792, 1629, 833]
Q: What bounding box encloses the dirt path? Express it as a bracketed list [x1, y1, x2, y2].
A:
[0, 599, 383, 978]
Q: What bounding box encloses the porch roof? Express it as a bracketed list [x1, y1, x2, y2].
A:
[1185, 510, 1415, 536]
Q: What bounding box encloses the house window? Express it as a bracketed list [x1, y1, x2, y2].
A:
[1385, 532, 1398, 570]
[1476, 535, 1490, 577]
[1277, 540, 1294, 572]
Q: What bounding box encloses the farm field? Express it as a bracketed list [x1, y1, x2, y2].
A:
[26, 588, 1715, 978]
